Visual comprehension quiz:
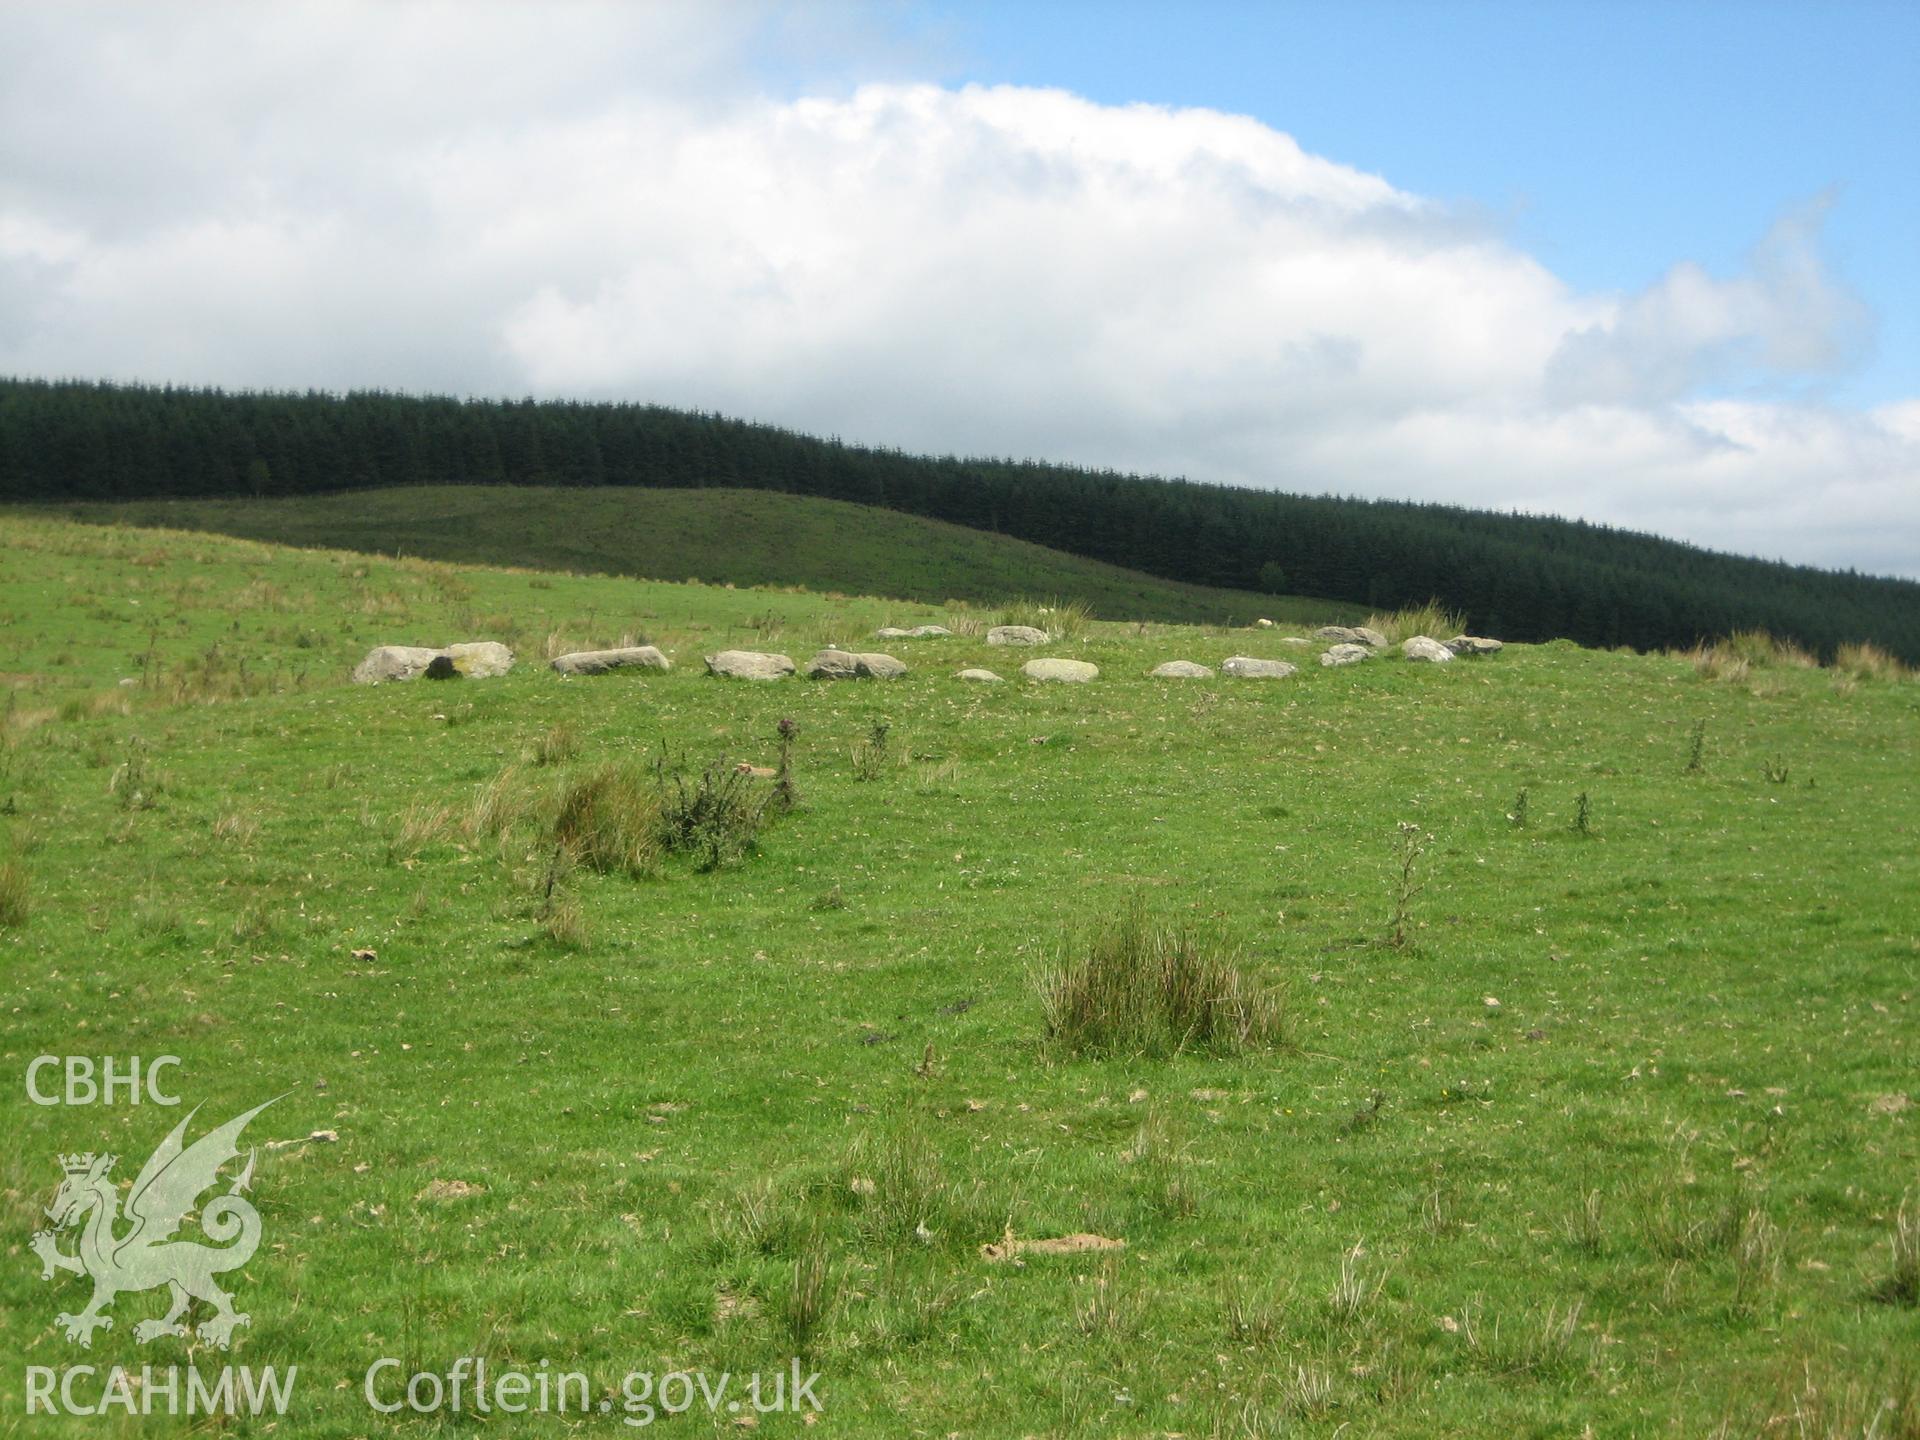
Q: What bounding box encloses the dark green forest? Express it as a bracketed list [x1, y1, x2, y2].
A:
[4, 377, 1916, 660]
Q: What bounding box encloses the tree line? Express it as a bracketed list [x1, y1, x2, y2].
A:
[3, 376, 1916, 660]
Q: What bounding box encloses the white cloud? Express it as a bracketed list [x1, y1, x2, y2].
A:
[0, 2, 1914, 575]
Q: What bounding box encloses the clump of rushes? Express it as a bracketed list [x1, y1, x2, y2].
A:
[1038, 900, 1286, 1058]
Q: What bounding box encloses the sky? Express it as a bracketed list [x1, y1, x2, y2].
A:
[2, 0, 1916, 576]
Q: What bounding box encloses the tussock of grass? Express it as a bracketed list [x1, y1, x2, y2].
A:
[1677, 628, 1901, 685]
[1835, 640, 1908, 682]
[0, 856, 27, 928]
[1366, 600, 1467, 644]
[996, 595, 1093, 639]
[1038, 902, 1287, 1058]
[529, 721, 578, 767]
[552, 763, 662, 878]
[1875, 1192, 1920, 1307]
[841, 1127, 1002, 1253]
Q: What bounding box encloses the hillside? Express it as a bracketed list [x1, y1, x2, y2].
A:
[1, 513, 1915, 1434]
[42, 485, 1350, 628]
[6, 377, 1918, 660]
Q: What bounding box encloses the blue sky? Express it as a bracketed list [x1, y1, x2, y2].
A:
[904, 0, 1920, 408]
[2, 1, 1915, 573]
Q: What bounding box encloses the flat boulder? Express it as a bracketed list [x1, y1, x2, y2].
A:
[1022, 658, 1099, 683]
[1446, 635, 1504, 656]
[955, 668, 1004, 683]
[1402, 636, 1455, 663]
[1222, 656, 1298, 679]
[1314, 625, 1364, 644]
[1320, 643, 1372, 667]
[987, 625, 1049, 646]
[879, 624, 951, 638]
[551, 645, 670, 676]
[1352, 626, 1389, 648]
[1279, 636, 1311, 647]
[353, 645, 444, 684]
[1254, 618, 1275, 629]
[1151, 660, 1214, 678]
[807, 649, 906, 680]
[445, 641, 515, 678]
[352, 641, 514, 684]
[705, 649, 796, 680]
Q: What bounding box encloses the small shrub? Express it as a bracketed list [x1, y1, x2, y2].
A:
[654, 755, 768, 870]
[1038, 902, 1287, 1058]
[553, 763, 663, 878]
[1571, 792, 1593, 838]
[0, 856, 27, 928]
[771, 716, 800, 813]
[1387, 821, 1430, 948]
[851, 720, 891, 782]
[1686, 718, 1708, 774]
[108, 736, 163, 811]
[1506, 787, 1529, 828]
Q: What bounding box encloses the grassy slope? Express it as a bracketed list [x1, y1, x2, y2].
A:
[1, 514, 1917, 1437]
[36, 484, 1353, 628]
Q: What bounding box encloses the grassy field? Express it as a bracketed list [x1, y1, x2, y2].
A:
[1, 513, 1916, 1437]
[35, 485, 1352, 629]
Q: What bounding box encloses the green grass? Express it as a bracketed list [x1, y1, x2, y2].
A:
[32, 484, 1352, 628]
[1, 512, 1917, 1436]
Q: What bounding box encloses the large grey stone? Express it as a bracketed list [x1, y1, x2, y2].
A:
[807, 649, 906, 680]
[1446, 635, 1504, 656]
[1402, 636, 1455, 663]
[987, 625, 1049, 646]
[352, 645, 444, 684]
[1320, 643, 1372, 667]
[955, 668, 1004, 683]
[1022, 658, 1099, 683]
[1314, 626, 1364, 644]
[445, 642, 515, 678]
[1151, 660, 1214, 678]
[1352, 626, 1389, 649]
[352, 641, 514, 684]
[705, 649, 797, 680]
[1221, 656, 1298, 679]
[551, 645, 671, 676]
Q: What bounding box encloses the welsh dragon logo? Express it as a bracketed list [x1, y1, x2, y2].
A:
[30, 1097, 277, 1349]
